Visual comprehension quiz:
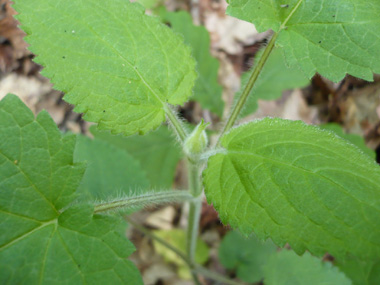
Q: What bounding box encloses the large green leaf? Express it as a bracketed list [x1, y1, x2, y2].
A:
[264, 250, 351, 285]
[14, 0, 196, 135]
[0, 94, 142, 284]
[218, 231, 277, 283]
[239, 48, 309, 118]
[227, 0, 380, 82]
[203, 118, 380, 260]
[74, 135, 150, 200]
[320, 123, 376, 160]
[160, 9, 224, 117]
[91, 125, 181, 189]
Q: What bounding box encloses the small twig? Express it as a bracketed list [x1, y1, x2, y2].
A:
[125, 217, 245, 285]
[194, 265, 244, 285]
[126, 216, 190, 262]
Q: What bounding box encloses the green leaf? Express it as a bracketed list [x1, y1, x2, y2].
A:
[336, 257, 380, 285]
[74, 135, 150, 200]
[91, 125, 181, 189]
[203, 118, 380, 260]
[153, 229, 209, 279]
[218, 231, 277, 283]
[263, 250, 351, 285]
[160, 9, 224, 117]
[14, 0, 196, 135]
[0, 94, 142, 284]
[320, 123, 375, 160]
[227, 0, 380, 82]
[239, 48, 309, 118]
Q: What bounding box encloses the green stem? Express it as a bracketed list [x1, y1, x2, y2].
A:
[194, 265, 244, 285]
[187, 197, 202, 263]
[94, 191, 193, 214]
[126, 217, 243, 285]
[188, 162, 203, 197]
[126, 216, 189, 262]
[164, 104, 188, 142]
[217, 32, 278, 145]
[125, 216, 203, 284]
[186, 161, 203, 264]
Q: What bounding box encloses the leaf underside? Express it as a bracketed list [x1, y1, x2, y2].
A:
[219, 231, 277, 283]
[74, 135, 150, 200]
[238, 48, 309, 118]
[14, 0, 197, 135]
[0, 94, 142, 284]
[203, 118, 380, 260]
[91, 125, 181, 189]
[227, 0, 380, 82]
[264, 250, 351, 285]
[160, 9, 225, 117]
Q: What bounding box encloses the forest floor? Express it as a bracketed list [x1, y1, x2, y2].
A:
[1, 0, 380, 284]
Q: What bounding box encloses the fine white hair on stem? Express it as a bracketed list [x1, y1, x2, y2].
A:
[165, 104, 190, 144]
[92, 189, 194, 214]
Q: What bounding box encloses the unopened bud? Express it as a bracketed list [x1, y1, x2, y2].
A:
[184, 119, 210, 158]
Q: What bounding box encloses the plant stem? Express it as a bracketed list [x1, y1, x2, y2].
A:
[217, 32, 278, 145]
[126, 216, 189, 262]
[94, 191, 193, 214]
[126, 217, 244, 285]
[194, 265, 244, 285]
[188, 162, 203, 197]
[164, 104, 188, 142]
[186, 161, 203, 264]
[125, 216, 203, 284]
[187, 196, 202, 263]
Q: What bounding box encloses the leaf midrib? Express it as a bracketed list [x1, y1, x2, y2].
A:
[225, 153, 380, 249]
[41, 1, 167, 108]
[276, 0, 378, 71]
[226, 149, 380, 214]
[279, 0, 304, 31]
[0, 151, 58, 215]
[290, 28, 372, 70]
[0, 219, 56, 251]
[287, 20, 379, 26]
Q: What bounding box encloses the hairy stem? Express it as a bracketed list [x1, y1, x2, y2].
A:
[187, 196, 202, 263]
[164, 104, 188, 142]
[186, 161, 203, 264]
[94, 190, 193, 214]
[126, 217, 243, 285]
[217, 32, 278, 145]
[188, 162, 203, 197]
